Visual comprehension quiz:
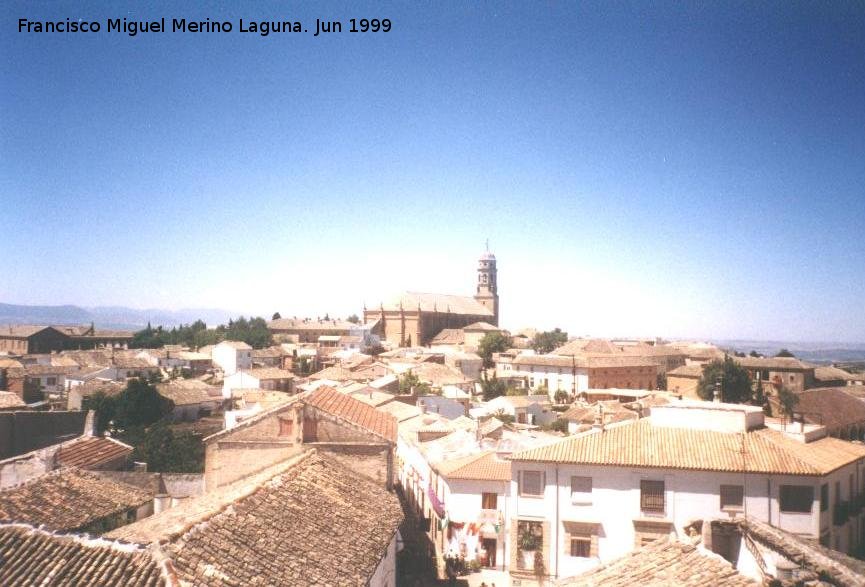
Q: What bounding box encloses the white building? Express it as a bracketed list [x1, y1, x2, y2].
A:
[505, 400, 865, 580]
[211, 340, 252, 376]
[475, 395, 557, 426]
[222, 367, 295, 398]
[496, 353, 588, 399]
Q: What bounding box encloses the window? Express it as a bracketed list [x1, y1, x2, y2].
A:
[821, 484, 829, 512]
[640, 480, 665, 514]
[720, 485, 744, 510]
[482, 492, 497, 509]
[780, 485, 814, 514]
[520, 471, 544, 497]
[47, 377, 57, 386]
[570, 476, 592, 504]
[570, 537, 591, 557]
[278, 417, 293, 437]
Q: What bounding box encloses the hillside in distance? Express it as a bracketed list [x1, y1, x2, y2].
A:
[0, 302, 236, 331]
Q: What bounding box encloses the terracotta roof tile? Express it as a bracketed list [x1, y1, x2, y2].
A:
[0, 391, 26, 410]
[791, 387, 865, 431]
[381, 292, 493, 316]
[0, 524, 166, 586]
[0, 468, 152, 532]
[510, 418, 865, 475]
[306, 386, 397, 441]
[435, 451, 510, 481]
[163, 452, 403, 586]
[57, 436, 133, 469]
[559, 537, 756, 586]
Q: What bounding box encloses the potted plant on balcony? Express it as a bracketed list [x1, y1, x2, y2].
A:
[518, 531, 542, 569]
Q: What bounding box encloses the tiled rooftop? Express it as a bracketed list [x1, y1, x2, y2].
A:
[558, 536, 756, 586]
[510, 417, 865, 475]
[0, 391, 26, 410]
[0, 524, 167, 586]
[58, 436, 133, 469]
[435, 451, 511, 481]
[305, 386, 397, 442]
[0, 468, 152, 532]
[381, 291, 494, 316]
[110, 451, 403, 586]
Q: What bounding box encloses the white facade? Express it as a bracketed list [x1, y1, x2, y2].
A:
[496, 355, 589, 400]
[507, 459, 865, 578]
[212, 341, 252, 376]
[505, 402, 865, 579]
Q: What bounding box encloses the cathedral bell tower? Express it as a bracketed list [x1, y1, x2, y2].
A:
[474, 245, 499, 326]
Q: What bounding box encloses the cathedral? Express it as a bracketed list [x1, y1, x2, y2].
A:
[364, 251, 500, 347]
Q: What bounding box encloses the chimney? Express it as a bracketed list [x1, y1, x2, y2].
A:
[418, 399, 426, 414]
[592, 404, 604, 431]
[84, 410, 98, 437]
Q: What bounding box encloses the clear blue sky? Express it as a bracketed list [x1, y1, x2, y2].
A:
[2, 1, 864, 342]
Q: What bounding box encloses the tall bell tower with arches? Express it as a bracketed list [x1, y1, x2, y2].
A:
[474, 241, 499, 326]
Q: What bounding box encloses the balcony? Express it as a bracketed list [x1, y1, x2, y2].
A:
[478, 509, 503, 525]
[833, 501, 849, 526]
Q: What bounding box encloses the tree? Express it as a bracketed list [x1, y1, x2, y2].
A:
[554, 390, 570, 404]
[697, 356, 753, 404]
[481, 372, 507, 401]
[656, 373, 667, 391]
[478, 332, 511, 368]
[272, 312, 282, 320]
[532, 328, 568, 354]
[347, 314, 360, 324]
[749, 350, 763, 358]
[111, 379, 174, 434]
[82, 391, 116, 435]
[776, 385, 800, 419]
[544, 418, 569, 434]
[775, 348, 795, 358]
[399, 370, 431, 395]
[132, 422, 205, 473]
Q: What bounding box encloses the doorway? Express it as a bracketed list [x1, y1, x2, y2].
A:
[481, 538, 497, 568]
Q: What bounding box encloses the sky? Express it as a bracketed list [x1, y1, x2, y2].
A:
[2, 1, 864, 342]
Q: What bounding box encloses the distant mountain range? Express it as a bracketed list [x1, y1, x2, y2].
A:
[715, 339, 865, 365]
[0, 303, 238, 331]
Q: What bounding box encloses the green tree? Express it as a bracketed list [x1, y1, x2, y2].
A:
[477, 332, 511, 368]
[697, 356, 753, 404]
[399, 370, 431, 395]
[505, 386, 528, 396]
[82, 390, 116, 435]
[554, 389, 570, 404]
[775, 348, 795, 358]
[347, 314, 360, 324]
[543, 418, 569, 434]
[656, 373, 667, 391]
[132, 422, 205, 473]
[532, 328, 568, 354]
[749, 350, 763, 358]
[481, 372, 507, 401]
[272, 312, 282, 320]
[111, 378, 174, 434]
[776, 385, 800, 419]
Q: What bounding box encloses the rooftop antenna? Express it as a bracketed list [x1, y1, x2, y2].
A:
[485, 238, 489, 252]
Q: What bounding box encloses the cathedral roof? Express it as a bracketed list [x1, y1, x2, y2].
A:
[381, 292, 493, 316]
